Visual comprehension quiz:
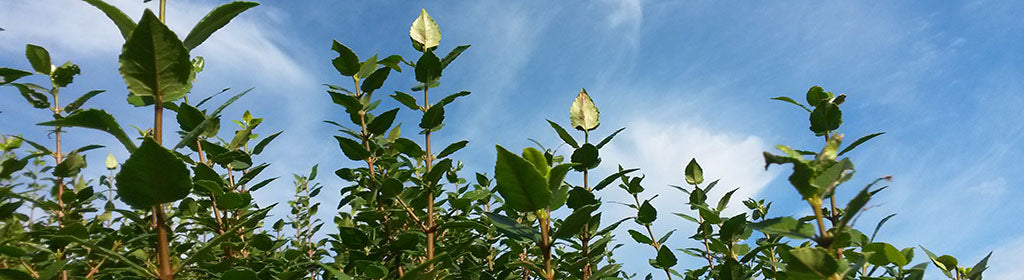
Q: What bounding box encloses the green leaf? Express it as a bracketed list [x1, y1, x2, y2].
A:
[424, 158, 452, 187]
[628, 229, 652, 245]
[180, 206, 273, 268]
[409, 9, 441, 52]
[838, 183, 873, 229]
[546, 120, 579, 149]
[173, 88, 252, 150]
[115, 137, 192, 208]
[636, 200, 656, 225]
[595, 127, 625, 149]
[38, 109, 137, 152]
[436, 90, 470, 107]
[216, 192, 251, 210]
[378, 55, 405, 72]
[749, 217, 815, 239]
[594, 168, 638, 191]
[0, 158, 28, 180]
[441, 45, 470, 69]
[63, 90, 105, 113]
[360, 67, 390, 94]
[367, 108, 399, 135]
[316, 262, 353, 280]
[786, 247, 839, 278]
[81, 0, 137, 39]
[547, 163, 574, 191]
[493, 145, 551, 212]
[356, 55, 378, 79]
[570, 88, 600, 131]
[685, 158, 703, 185]
[419, 104, 444, 129]
[522, 147, 549, 176]
[53, 152, 86, 177]
[334, 136, 368, 161]
[391, 91, 420, 110]
[183, 1, 259, 50]
[863, 242, 907, 267]
[485, 212, 540, 242]
[25, 44, 51, 75]
[11, 83, 49, 108]
[553, 204, 598, 239]
[437, 140, 468, 159]
[119, 10, 192, 103]
[771, 96, 811, 112]
[51, 62, 80, 88]
[838, 132, 884, 156]
[392, 138, 424, 158]
[655, 245, 678, 269]
[221, 267, 257, 280]
[809, 101, 842, 135]
[414, 50, 442, 83]
[566, 187, 596, 209]
[251, 130, 282, 155]
[805, 86, 829, 107]
[570, 143, 600, 171]
[331, 40, 360, 77]
[965, 252, 991, 280]
[0, 67, 32, 85]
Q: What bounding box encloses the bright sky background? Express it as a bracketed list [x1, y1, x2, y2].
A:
[2, 0, 1022, 279]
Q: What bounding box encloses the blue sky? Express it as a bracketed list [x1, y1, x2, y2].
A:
[2, 0, 1022, 278]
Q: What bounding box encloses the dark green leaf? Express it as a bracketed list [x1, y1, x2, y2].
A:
[628, 229, 652, 245]
[785, 247, 838, 278]
[391, 91, 420, 110]
[805, 86, 829, 107]
[367, 108, 399, 136]
[51, 63, 80, 88]
[120, 9, 192, 104]
[493, 145, 551, 212]
[53, 152, 86, 177]
[0, 67, 32, 85]
[441, 45, 470, 69]
[655, 245, 677, 268]
[636, 200, 656, 225]
[594, 168, 638, 191]
[838, 132, 884, 156]
[436, 140, 468, 159]
[749, 217, 815, 239]
[38, 109, 137, 152]
[392, 138, 424, 158]
[360, 67, 390, 94]
[436, 91, 470, 107]
[251, 130, 282, 155]
[419, 104, 444, 130]
[424, 158, 452, 187]
[863, 242, 907, 267]
[546, 120, 579, 149]
[331, 40, 360, 76]
[81, 0, 137, 39]
[485, 212, 540, 242]
[25, 44, 51, 75]
[809, 102, 842, 135]
[566, 187, 596, 210]
[414, 50, 442, 83]
[183, 1, 259, 50]
[771, 96, 811, 112]
[595, 127, 625, 149]
[221, 267, 257, 280]
[63, 90, 105, 112]
[173, 88, 252, 149]
[570, 143, 600, 171]
[115, 138, 192, 208]
[334, 136, 368, 161]
[553, 204, 598, 239]
[326, 90, 361, 113]
[216, 192, 251, 210]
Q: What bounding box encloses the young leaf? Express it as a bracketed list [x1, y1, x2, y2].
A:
[570, 88, 600, 131]
[24, 44, 51, 75]
[436, 90, 470, 107]
[182, 1, 259, 50]
[409, 9, 441, 52]
[331, 40, 360, 77]
[81, 0, 137, 39]
[805, 86, 829, 107]
[119, 10, 192, 102]
[570, 143, 600, 171]
[494, 145, 551, 212]
[251, 130, 283, 155]
[685, 158, 703, 185]
[37, 109, 137, 152]
[115, 138, 193, 208]
[809, 101, 842, 135]
[655, 245, 678, 269]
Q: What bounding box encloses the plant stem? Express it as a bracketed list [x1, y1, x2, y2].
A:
[633, 195, 673, 279]
[539, 211, 554, 280]
[423, 86, 435, 270]
[810, 198, 831, 247]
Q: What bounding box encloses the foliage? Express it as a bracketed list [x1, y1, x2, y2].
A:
[0, 2, 991, 280]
